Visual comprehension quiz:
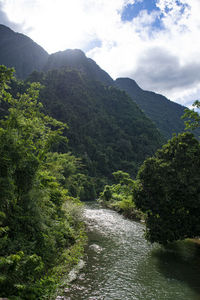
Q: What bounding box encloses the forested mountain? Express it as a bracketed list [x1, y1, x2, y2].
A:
[1, 24, 199, 300]
[44, 49, 114, 85]
[0, 24, 195, 143]
[0, 24, 48, 79]
[27, 69, 163, 191]
[0, 24, 164, 193]
[115, 78, 187, 140]
[0, 25, 113, 85]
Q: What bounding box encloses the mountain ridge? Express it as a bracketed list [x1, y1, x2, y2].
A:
[0, 24, 196, 141]
[0, 24, 49, 79]
[44, 48, 113, 85]
[115, 77, 188, 139]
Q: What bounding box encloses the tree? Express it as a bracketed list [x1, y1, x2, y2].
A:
[0, 66, 86, 299]
[134, 132, 200, 244]
[99, 171, 142, 219]
[182, 100, 200, 131]
[0, 65, 66, 219]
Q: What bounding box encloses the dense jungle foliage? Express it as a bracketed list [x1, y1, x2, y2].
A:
[26, 68, 164, 194]
[99, 170, 142, 220]
[100, 128, 200, 245]
[0, 66, 86, 299]
[1, 24, 200, 299]
[182, 100, 200, 131]
[134, 132, 200, 244]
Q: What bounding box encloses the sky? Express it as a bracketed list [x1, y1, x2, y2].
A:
[0, 0, 200, 107]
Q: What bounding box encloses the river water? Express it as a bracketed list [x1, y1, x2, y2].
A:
[66, 202, 200, 300]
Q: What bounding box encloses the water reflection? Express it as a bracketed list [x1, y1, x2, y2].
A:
[152, 240, 200, 297]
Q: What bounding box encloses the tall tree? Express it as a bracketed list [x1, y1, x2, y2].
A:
[134, 132, 200, 244]
[0, 66, 85, 299]
[182, 100, 200, 131]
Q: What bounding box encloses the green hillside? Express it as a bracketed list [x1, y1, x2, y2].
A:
[44, 49, 113, 85]
[27, 69, 164, 191]
[115, 77, 188, 140]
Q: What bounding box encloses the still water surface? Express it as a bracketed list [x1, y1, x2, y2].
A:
[67, 202, 200, 300]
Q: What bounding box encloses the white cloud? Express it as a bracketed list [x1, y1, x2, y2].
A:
[1, 0, 200, 106]
[88, 0, 200, 106]
[1, 0, 134, 52]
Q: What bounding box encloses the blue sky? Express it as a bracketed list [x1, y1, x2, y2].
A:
[122, 0, 160, 22]
[0, 0, 200, 107]
[121, 0, 164, 33]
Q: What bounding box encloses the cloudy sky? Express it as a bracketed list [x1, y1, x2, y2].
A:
[0, 0, 200, 107]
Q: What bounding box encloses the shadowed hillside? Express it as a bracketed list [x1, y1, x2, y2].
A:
[27, 68, 164, 190]
[0, 24, 48, 78]
[44, 49, 114, 85]
[115, 77, 188, 140]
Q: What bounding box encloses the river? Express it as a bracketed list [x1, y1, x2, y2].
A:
[64, 202, 200, 300]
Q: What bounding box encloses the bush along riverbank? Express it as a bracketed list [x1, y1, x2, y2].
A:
[100, 130, 200, 246]
[99, 171, 143, 221]
[0, 66, 87, 300]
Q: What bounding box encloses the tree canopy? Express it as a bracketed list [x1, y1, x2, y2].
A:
[182, 100, 200, 132]
[27, 68, 164, 192]
[0, 65, 86, 299]
[134, 132, 200, 244]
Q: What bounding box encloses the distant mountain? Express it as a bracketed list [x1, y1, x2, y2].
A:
[115, 78, 187, 140]
[44, 49, 114, 85]
[0, 24, 48, 79]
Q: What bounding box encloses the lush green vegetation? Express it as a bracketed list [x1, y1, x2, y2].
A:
[44, 49, 114, 85]
[99, 171, 142, 220]
[100, 103, 200, 245]
[1, 24, 200, 296]
[26, 68, 163, 194]
[0, 66, 86, 299]
[182, 100, 200, 131]
[134, 132, 200, 244]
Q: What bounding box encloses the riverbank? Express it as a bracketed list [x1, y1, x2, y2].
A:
[54, 232, 87, 300]
[98, 198, 144, 222]
[98, 171, 144, 222]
